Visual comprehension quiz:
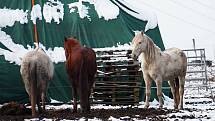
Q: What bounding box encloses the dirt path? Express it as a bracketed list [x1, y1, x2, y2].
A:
[0, 102, 205, 121]
[0, 102, 175, 121]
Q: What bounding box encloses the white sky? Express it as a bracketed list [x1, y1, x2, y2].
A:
[142, 0, 215, 60]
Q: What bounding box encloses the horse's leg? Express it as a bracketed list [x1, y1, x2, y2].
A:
[30, 63, 37, 117]
[175, 78, 180, 109]
[37, 93, 42, 114]
[168, 80, 178, 109]
[144, 75, 151, 108]
[41, 92, 45, 111]
[178, 76, 185, 109]
[30, 80, 37, 117]
[155, 78, 163, 109]
[85, 94, 90, 112]
[87, 75, 95, 111]
[72, 87, 78, 113]
[79, 86, 89, 113]
[30, 93, 36, 117]
[79, 59, 90, 113]
[41, 80, 48, 111]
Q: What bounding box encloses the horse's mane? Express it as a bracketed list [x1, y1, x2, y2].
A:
[64, 37, 81, 50]
[143, 34, 161, 65]
[64, 37, 82, 59]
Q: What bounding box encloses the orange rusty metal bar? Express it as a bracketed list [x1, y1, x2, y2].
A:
[32, 0, 39, 48]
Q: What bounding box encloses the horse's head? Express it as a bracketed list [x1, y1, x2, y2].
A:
[64, 36, 81, 59]
[131, 31, 146, 60]
[64, 36, 80, 47]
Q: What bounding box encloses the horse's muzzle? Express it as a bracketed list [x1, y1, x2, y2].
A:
[131, 54, 138, 61]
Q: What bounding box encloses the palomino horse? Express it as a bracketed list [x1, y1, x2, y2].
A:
[20, 47, 54, 116]
[131, 31, 187, 109]
[64, 37, 97, 113]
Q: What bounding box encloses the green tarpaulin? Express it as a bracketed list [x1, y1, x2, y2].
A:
[0, 0, 169, 103]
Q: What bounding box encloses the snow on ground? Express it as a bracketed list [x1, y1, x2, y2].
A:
[19, 66, 215, 120]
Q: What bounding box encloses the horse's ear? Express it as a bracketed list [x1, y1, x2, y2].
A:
[64, 37, 67, 42]
[141, 31, 144, 35]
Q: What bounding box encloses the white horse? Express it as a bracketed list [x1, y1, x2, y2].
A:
[131, 31, 187, 109]
[20, 47, 54, 116]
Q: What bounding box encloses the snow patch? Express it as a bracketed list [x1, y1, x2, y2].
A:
[31, 4, 42, 24]
[67, 0, 157, 28]
[0, 30, 30, 65]
[108, 116, 121, 121]
[0, 29, 66, 65]
[43, 0, 64, 24]
[68, 0, 90, 20]
[85, 0, 119, 20]
[68, 0, 120, 21]
[1, 27, 131, 65]
[94, 42, 132, 52]
[0, 8, 28, 28]
[112, 0, 157, 32]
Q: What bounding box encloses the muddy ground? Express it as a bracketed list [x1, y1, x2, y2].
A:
[0, 102, 201, 121]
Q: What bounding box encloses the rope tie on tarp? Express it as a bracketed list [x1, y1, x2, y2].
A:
[32, 0, 39, 48]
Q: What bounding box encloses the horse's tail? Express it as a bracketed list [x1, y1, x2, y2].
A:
[79, 57, 90, 112]
[29, 60, 38, 116]
[175, 77, 180, 106]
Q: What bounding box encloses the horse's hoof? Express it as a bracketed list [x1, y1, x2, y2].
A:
[174, 105, 178, 109]
[144, 105, 149, 109]
[38, 108, 44, 114]
[158, 106, 163, 110]
[178, 106, 183, 110]
[72, 110, 77, 113]
[178, 104, 183, 110]
[81, 111, 89, 114]
[32, 113, 37, 118]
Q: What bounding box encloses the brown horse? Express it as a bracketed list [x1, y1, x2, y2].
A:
[20, 47, 54, 117]
[64, 37, 97, 113]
